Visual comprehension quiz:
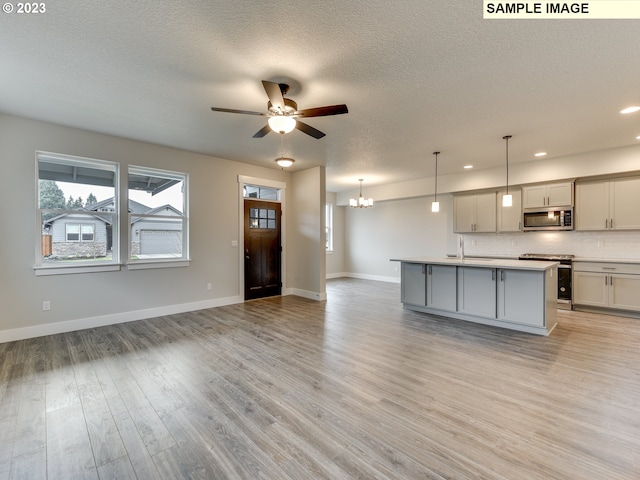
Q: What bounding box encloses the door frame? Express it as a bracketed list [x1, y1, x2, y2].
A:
[237, 175, 287, 301]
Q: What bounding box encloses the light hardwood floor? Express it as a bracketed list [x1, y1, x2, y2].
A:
[1, 278, 639, 479]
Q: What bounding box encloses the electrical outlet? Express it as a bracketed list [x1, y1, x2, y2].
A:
[42, 301, 50, 311]
[207, 283, 212, 291]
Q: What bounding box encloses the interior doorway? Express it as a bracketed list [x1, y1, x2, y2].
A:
[244, 198, 282, 300]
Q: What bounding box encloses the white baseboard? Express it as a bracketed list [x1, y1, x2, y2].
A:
[0, 295, 243, 344]
[283, 288, 327, 301]
[327, 272, 400, 284]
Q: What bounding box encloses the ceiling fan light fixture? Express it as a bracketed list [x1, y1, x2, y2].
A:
[268, 115, 296, 134]
[275, 157, 295, 168]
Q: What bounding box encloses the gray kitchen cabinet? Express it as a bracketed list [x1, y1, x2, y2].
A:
[522, 181, 573, 208]
[426, 264, 457, 312]
[575, 176, 640, 231]
[401, 262, 426, 306]
[573, 262, 640, 312]
[457, 267, 497, 318]
[454, 191, 497, 233]
[497, 268, 546, 326]
[497, 187, 522, 232]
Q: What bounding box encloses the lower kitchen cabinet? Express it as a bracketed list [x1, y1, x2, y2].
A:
[457, 267, 497, 318]
[426, 264, 457, 312]
[401, 262, 425, 306]
[497, 269, 546, 326]
[573, 262, 640, 313]
[393, 258, 557, 335]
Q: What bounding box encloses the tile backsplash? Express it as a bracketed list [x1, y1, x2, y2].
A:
[461, 230, 640, 260]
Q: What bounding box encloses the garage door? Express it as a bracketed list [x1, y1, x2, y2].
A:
[140, 230, 182, 255]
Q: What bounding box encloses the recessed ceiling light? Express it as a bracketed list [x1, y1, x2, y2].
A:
[463, 165, 473, 169]
[620, 106, 640, 114]
[534, 152, 547, 157]
[636, 135, 640, 140]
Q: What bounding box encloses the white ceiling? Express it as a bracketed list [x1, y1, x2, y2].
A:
[2, 1, 639, 192]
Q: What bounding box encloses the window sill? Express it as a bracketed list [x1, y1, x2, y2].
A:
[34, 263, 121, 276]
[126, 259, 191, 270]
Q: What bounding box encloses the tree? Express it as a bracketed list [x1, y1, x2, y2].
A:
[85, 193, 97, 207]
[66, 195, 84, 209]
[38, 180, 65, 209]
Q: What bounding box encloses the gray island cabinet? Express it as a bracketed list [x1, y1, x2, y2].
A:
[392, 257, 559, 335]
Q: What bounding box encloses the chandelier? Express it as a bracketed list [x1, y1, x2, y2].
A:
[350, 179, 373, 208]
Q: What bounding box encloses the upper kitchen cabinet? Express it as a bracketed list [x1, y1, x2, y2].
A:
[521, 181, 574, 208]
[497, 187, 522, 232]
[575, 176, 640, 230]
[454, 191, 496, 233]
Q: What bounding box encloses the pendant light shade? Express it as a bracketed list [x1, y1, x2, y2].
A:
[431, 151, 440, 213]
[350, 179, 373, 208]
[502, 135, 512, 207]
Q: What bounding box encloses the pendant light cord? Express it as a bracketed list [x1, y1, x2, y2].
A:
[433, 151, 439, 202]
[503, 135, 511, 195]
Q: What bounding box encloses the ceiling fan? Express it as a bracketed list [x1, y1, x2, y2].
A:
[210, 80, 348, 139]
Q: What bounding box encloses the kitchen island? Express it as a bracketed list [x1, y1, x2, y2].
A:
[391, 256, 559, 335]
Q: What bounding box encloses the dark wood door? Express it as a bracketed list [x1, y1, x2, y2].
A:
[244, 199, 282, 300]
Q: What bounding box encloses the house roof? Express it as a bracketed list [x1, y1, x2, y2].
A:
[44, 198, 172, 226]
[2, 2, 640, 192]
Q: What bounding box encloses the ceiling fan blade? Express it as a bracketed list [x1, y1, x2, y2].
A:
[295, 104, 349, 118]
[262, 80, 285, 112]
[211, 107, 266, 116]
[295, 121, 326, 139]
[252, 124, 272, 138]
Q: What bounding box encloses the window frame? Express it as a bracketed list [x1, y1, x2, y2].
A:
[325, 203, 334, 253]
[35, 151, 120, 276]
[126, 166, 190, 270]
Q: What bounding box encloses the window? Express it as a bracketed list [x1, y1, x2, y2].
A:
[128, 166, 188, 263]
[64, 224, 95, 242]
[243, 184, 280, 200]
[249, 208, 277, 229]
[325, 203, 334, 252]
[36, 152, 118, 271]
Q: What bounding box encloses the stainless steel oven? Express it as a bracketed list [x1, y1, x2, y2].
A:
[522, 207, 573, 231]
[519, 253, 574, 310]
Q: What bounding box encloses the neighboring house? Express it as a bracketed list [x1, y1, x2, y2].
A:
[43, 198, 182, 259]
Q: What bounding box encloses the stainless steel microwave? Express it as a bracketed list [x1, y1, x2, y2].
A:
[522, 207, 573, 231]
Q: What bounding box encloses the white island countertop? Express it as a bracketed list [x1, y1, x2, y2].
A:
[390, 256, 558, 271]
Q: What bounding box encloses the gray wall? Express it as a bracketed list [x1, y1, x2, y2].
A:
[343, 195, 454, 281]
[287, 166, 326, 299]
[0, 113, 324, 340]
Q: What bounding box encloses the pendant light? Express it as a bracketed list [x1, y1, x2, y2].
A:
[431, 151, 440, 213]
[274, 133, 295, 168]
[502, 135, 513, 207]
[349, 179, 373, 208]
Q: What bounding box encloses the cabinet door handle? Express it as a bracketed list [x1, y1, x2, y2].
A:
[605, 276, 608, 286]
[428, 265, 432, 275]
[492, 270, 496, 281]
[422, 264, 425, 274]
[605, 219, 608, 229]
[500, 270, 505, 282]
[610, 275, 613, 286]
[610, 218, 613, 229]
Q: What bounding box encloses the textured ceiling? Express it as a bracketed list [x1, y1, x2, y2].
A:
[1, 1, 639, 192]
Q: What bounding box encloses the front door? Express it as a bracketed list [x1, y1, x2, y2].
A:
[244, 199, 282, 300]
